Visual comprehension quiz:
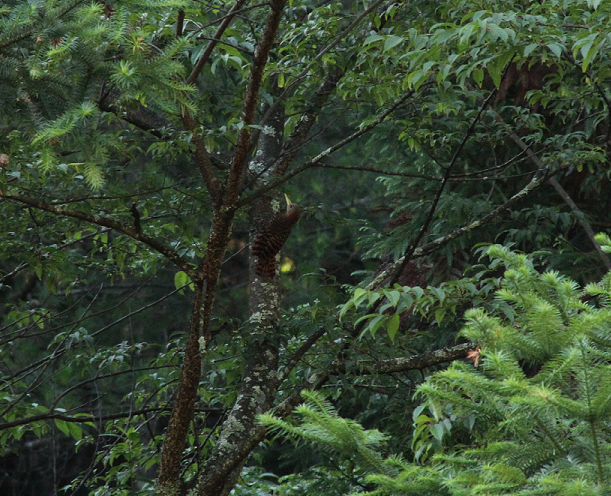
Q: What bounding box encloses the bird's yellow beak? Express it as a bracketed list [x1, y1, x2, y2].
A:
[284, 193, 292, 205]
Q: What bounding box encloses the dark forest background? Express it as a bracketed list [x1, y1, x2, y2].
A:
[2, 0, 611, 494]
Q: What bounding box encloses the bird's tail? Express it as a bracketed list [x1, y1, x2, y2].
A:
[255, 257, 277, 278]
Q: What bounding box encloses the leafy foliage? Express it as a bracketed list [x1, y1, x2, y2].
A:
[2, 0, 611, 494]
[261, 246, 611, 495]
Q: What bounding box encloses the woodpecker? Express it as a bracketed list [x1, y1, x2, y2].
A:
[252, 194, 301, 278]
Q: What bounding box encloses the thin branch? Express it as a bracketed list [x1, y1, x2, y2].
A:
[355, 343, 474, 375]
[246, 69, 346, 187]
[90, 285, 188, 339]
[186, 0, 250, 85]
[0, 262, 28, 284]
[548, 176, 611, 270]
[238, 88, 417, 208]
[368, 167, 551, 289]
[0, 406, 226, 431]
[258, 0, 386, 130]
[279, 327, 328, 382]
[388, 62, 512, 287]
[194, 3, 269, 32]
[1, 285, 103, 419]
[195, 36, 254, 56]
[4, 193, 197, 280]
[271, 343, 475, 418]
[50, 366, 176, 412]
[315, 163, 440, 181]
[492, 112, 611, 271]
[275, 68, 345, 175]
[177, 9, 185, 37]
[181, 111, 223, 204]
[314, 162, 533, 183]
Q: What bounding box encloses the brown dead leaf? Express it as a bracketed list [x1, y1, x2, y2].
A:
[467, 347, 481, 368]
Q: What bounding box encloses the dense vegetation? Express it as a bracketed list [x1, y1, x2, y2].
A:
[1, 0, 611, 494]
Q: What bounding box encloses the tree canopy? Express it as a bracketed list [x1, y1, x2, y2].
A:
[1, 0, 611, 494]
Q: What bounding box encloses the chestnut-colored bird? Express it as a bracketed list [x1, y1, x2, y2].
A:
[252, 194, 301, 278]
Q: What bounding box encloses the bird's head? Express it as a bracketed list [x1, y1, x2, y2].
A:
[284, 193, 301, 221]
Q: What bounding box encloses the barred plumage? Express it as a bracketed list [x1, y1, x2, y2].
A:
[252, 195, 301, 278]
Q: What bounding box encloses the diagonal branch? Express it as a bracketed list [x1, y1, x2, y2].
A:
[246, 68, 345, 187]
[367, 167, 551, 289]
[238, 87, 417, 207]
[271, 343, 475, 420]
[547, 175, 611, 270]
[257, 0, 386, 131]
[350, 343, 474, 375]
[179, 3, 254, 205]
[181, 110, 223, 203]
[491, 111, 611, 271]
[279, 327, 328, 382]
[3, 193, 197, 280]
[181, 341, 475, 494]
[388, 86, 501, 286]
[186, 0, 250, 85]
[275, 68, 345, 174]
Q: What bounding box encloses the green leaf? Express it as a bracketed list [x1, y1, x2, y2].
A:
[339, 300, 354, 320]
[488, 49, 516, 88]
[524, 43, 538, 57]
[386, 290, 401, 307]
[411, 286, 424, 299]
[68, 422, 83, 441]
[430, 423, 445, 441]
[582, 36, 603, 71]
[430, 287, 445, 304]
[368, 291, 382, 307]
[355, 313, 376, 327]
[174, 271, 189, 290]
[386, 313, 400, 341]
[434, 307, 446, 324]
[384, 35, 404, 52]
[363, 34, 384, 46]
[55, 419, 70, 437]
[547, 43, 562, 58]
[367, 314, 386, 338]
[353, 288, 367, 306]
[472, 68, 484, 87]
